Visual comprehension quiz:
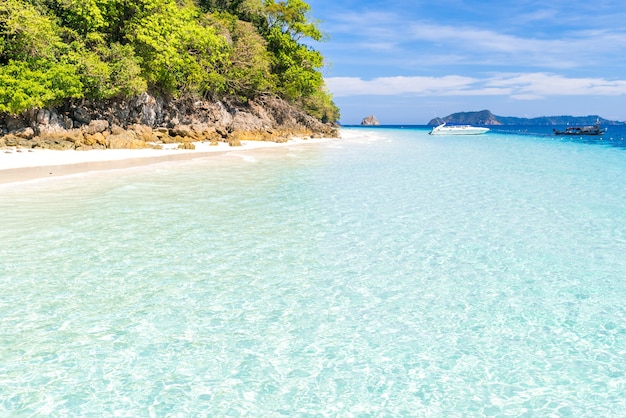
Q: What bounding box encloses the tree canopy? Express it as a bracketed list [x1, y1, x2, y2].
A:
[0, 0, 339, 121]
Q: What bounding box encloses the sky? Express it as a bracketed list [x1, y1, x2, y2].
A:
[305, 0, 626, 124]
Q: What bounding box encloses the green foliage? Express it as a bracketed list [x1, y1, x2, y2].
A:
[265, 0, 321, 40]
[46, 0, 107, 36]
[200, 0, 266, 28]
[67, 41, 147, 99]
[301, 87, 340, 123]
[126, 1, 230, 95]
[0, 0, 338, 121]
[105, 43, 148, 97]
[0, 0, 62, 63]
[0, 60, 83, 113]
[263, 1, 336, 118]
[211, 13, 273, 97]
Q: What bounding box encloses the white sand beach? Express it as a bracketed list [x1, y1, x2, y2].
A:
[0, 136, 339, 185]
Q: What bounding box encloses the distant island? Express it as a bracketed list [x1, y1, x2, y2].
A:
[428, 110, 624, 126]
[361, 115, 380, 126]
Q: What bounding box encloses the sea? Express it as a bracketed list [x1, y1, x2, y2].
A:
[1, 125, 626, 416]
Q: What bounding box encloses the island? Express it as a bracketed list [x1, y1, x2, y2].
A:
[0, 0, 339, 151]
[361, 115, 380, 126]
[428, 110, 623, 126]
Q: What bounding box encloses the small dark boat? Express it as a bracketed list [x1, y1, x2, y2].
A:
[553, 120, 605, 136]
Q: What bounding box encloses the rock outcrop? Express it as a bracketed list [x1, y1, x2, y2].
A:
[361, 115, 380, 126]
[0, 94, 338, 150]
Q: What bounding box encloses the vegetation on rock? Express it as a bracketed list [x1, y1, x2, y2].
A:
[0, 0, 339, 122]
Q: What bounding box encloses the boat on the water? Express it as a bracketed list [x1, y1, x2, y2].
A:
[429, 122, 489, 135]
[553, 121, 605, 136]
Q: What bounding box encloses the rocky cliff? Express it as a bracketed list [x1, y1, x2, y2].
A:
[0, 94, 338, 150]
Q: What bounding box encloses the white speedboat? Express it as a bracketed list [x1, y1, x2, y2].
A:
[429, 122, 489, 135]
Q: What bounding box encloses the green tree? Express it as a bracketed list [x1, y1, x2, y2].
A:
[211, 13, 272, 98]
[0, 0, 86, 112]
[63, 38, 147, 99]
[41, 0, 107, 36]
[0, 60, 83, 113]
[265, 0, 321, 41]
[0, 0, 62, 63]
[263, 0, 337, 120]
[125, 0, 229, 95]
[199, 0, 265, 24]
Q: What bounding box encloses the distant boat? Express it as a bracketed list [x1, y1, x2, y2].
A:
[553, 120, 605, 136]
[429, 122, 489, 135]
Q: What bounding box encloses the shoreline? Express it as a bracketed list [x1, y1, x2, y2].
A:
[0, 135, 340, 186]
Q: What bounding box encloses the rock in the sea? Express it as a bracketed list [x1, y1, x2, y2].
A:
[361, 115, 380, 126]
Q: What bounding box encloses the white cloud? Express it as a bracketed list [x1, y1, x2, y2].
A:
[321, 9, 626, 69]
[487, 73, 626, 97]
[326, 75, 480, 97]
[326, 73, 626, 99]
[406, 23, 623, 68]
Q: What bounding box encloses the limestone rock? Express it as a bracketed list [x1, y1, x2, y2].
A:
[130, 124, 156, 142]
[1, 94, 338, 150]
[84, 119, 110, 135]
[169, 125, 196, 140]
[3, 134, 19, 147]
[131, 92, 160, 126]
[106, 131, 147, 149]
[110, 125, 126, 135]
[177, 142, 196, 150]
[13, 127, 35, 140]
[228, 137, 242, 147]
[361, 115, 380, 126]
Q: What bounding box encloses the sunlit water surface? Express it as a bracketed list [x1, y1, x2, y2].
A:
[1, 127, 626, 416]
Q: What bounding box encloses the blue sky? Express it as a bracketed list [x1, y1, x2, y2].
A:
[306, 0, 626, 124]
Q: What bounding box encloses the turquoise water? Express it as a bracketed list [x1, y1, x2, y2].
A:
[1, 127, 626, 416]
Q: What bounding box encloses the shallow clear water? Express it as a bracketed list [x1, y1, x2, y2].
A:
[1, 128, 626, 416]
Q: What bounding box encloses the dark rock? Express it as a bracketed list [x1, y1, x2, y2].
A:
[73, 106, 92, 124]
[3, 114, 26, 132]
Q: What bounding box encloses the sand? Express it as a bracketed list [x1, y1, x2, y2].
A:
[0, 136, 338, 185]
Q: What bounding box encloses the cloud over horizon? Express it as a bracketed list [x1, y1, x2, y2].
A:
[326, 73, 626, 99]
